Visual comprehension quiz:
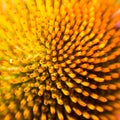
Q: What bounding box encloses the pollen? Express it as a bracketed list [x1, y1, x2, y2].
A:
[0, 0, 120, 120]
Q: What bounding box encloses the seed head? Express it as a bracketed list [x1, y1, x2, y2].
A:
[0, 0, 120, 120]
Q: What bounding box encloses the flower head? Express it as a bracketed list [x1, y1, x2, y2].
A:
[0, 0, 120, 120]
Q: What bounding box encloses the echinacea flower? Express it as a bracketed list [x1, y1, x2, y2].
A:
[0, 0, 120, 120]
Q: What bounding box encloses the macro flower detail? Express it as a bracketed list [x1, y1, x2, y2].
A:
[0, 0, 120, 120]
